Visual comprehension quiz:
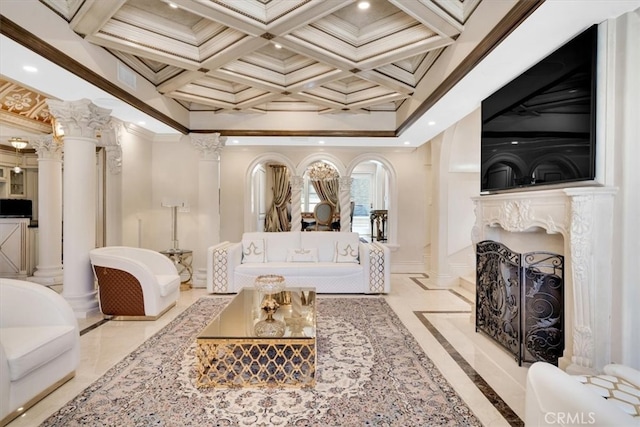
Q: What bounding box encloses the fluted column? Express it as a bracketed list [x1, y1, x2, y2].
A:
[47, 99, 111, 317]
[290, 176, 304, 232]
[190, 133, 225, 287]
[339, 176, 353, 232]
[28, 135, 63, 285]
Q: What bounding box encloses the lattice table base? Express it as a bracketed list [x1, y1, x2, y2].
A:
[196, 338, 316, 388]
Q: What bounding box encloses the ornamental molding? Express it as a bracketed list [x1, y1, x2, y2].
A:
[98, 119, 123, 175]
[498, 200, 532, 232]
[31, 135, 62, 161]
[190, 133, 226, 159]
[46, 99, 111, 139]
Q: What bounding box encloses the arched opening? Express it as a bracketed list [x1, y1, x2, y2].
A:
[347, 155, 396, 245]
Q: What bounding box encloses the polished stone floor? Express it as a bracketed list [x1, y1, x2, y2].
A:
[6, 273, 528, 427]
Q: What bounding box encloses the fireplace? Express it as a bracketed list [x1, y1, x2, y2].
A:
[472, 187, 616, 374]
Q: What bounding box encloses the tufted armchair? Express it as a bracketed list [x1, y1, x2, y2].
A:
[0, 279, 80, 426]
[89, 246, 180, 320]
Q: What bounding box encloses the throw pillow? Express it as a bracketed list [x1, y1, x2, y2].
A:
[242, 239, 265, 263]
[286, 248, 319, 262]
[335, 240, 358, 263]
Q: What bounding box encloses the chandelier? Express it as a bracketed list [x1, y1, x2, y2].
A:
[307, 162, 339, 181]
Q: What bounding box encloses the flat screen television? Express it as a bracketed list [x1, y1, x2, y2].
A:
[480, 25, 598, 193]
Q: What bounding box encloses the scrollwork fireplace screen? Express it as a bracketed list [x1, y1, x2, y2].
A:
[475, 240, 564, 366]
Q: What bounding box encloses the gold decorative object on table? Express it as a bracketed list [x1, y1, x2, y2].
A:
[253, 274, 286, 337]
[196, 287, 317, 388]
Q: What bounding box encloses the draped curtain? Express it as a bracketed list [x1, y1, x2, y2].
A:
[311, 178, 339, 211]
[265, 165, 291, 232]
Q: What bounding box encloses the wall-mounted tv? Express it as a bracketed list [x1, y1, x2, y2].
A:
[480, 25, 597, 193]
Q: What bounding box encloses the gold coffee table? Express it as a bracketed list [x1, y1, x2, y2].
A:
[196, 287, 316, 388]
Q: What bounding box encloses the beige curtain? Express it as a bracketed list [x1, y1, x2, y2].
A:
[265, 165, 291, 232]
[311, 178, 339, 211]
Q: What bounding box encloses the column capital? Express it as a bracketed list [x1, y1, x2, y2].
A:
[46, 99, 111, 140]
[189, 133, 226, 159]
[98, 119, 123, 174]
[31, 135, 63, 160]
[339, 176, 353, 188]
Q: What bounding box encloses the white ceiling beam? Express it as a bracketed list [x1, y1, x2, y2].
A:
[69, 0, 126, 35]
[389, 0, 463, 38]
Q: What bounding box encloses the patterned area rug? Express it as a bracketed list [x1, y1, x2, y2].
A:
[43, 297, 481, 426]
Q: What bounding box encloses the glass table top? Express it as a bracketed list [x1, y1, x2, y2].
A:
[198, 287, 316, 340]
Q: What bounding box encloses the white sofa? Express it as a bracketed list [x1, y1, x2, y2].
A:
[525, 361, 640, 426]
[0, 279, 80, 427]
[207, 231, 390, 294]
[89, 246, 181, 319]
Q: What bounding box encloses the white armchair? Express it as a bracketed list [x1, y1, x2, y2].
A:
[0, 279, 80, 427]
[89, 246, 180, 320]
[525, 361, 640, 426]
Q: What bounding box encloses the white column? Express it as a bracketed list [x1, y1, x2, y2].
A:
[28, 135, 63, 285]
[47, 99, 111, 317]
[189, 133, 225, 287]
[290, 176, 303, 232]
[338, 176, 353, 232]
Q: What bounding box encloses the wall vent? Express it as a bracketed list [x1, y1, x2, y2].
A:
[117, 61, 137, 90]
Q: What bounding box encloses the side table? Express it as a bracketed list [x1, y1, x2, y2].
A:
[160, 248, 193, 291]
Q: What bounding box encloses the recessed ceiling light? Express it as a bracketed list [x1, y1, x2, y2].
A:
[23, 65, 38, 73]
[403, 141, 410, 145]
[428, 121, 436, 126]
[232, 140, 239, 144]
[318, 140, 325, 144]
[274, 43, 282, 49]
[168, 2, 178, 9]
[358, 1, 370, 10]
[511, 140, 519, 145]
[138, 121, 146, 126]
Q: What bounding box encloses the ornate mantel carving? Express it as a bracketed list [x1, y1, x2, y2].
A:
[472, 187, 617, 373]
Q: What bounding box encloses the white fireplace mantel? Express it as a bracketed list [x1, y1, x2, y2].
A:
[472, 186, 618, 374]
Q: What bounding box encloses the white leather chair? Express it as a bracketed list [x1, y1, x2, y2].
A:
[525, 361, 639, 426]
[89, 246, 180, 320]
[0, 279, 80, 427]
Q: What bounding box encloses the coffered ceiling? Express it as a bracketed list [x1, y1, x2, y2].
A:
[2, 0, 638, 145]
[42, 0, 481, 115]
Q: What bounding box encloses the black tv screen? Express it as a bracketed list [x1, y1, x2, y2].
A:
[480, 25, 597, 193]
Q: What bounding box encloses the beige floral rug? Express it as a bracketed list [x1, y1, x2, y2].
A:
[43, 297, 481, 426]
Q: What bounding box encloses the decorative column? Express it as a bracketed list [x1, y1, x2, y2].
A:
[47, 99, 111, 317]
[28, 135, 63, 285]
[338, 176, 353, 232]
[289, 176, 304, 232]
[190, 133, 225, 287]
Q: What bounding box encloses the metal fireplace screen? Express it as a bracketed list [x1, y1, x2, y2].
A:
[475, 240, 564, 366]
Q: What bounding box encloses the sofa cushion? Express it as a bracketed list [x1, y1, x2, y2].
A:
[0, 325, 77, 381]
[235, 261, 362, 278]
[301, 232, 360, 262]
[241, 238, 265, 263]
[261, 232, 302, 262]
[286, 248, 319, 262]
[335, 240, 359, 263]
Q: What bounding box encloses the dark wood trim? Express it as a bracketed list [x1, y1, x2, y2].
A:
[0, 145, 36, 154]
[190, 129, 396, 138]
[0, 15, 189, 135]
[396, 0, 546, 136]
